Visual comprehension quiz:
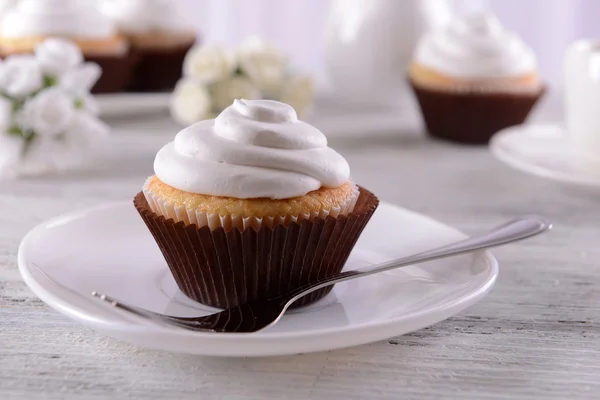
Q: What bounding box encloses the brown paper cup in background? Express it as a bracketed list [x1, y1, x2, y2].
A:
[134, 187, 379, 309]
[127, 42, 194, 92]
[410, 80, 546, 144]
[86, 52, 140, 94]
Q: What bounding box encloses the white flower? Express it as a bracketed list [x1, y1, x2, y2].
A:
[19, 137, 62, 175]
[75, 94, 100, 116]
[0, 96, 13, 132]
[35, 38, 83, 77]
[183, 45, 235, 84]
[279, 75, 315, 117]
[60, 62, 101, 95]
[169, 79, 211, 125]
[0, 55, 43, 98]
[18, 111, 109, 175]
[61, 112, 110, 170]
[210, 76, 260, 112]
[22, 87, 75, 137]
[0, 133, 24, 178]
[65, 110, 110, 148]
[237, 36, 288, 96]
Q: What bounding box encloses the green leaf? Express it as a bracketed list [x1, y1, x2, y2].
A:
[22, 132, 37, 156]
[43, 75, 57, 87]
[7, 125, 22, 137]
[11, 99, 24, 113]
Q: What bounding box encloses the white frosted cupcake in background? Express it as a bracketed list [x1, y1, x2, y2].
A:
[408, 12, 546, 144]
[0, 0, 136, 93]
[99, 0, 196, 92]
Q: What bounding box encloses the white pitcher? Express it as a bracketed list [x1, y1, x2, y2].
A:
[564, 40, 600, 158]
[324, 0, 457, 108]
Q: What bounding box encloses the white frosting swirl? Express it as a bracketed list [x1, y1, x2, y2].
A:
[414, 12, 537, 78]
[1, 0, 116, 39]
[99, 0, 192, 35]
[154, 99, 350, 199]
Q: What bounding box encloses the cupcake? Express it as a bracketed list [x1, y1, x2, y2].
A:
[408, 12, 545, 144]
[99, 0, 196, 92]
[134, 99, 379, 308]
[0, 0, 136, 93]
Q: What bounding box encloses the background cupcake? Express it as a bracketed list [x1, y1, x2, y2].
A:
[134, 99, 378, 308]
[409, 12, 545, 144]
[99, 0, 196, 92]
[0, 0, 135, 93]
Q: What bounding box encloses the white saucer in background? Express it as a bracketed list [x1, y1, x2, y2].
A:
[97, 93, 170, 117]
[96, 92, 418, 138]
[490, 124, 600, 187]
[18, 201, 497, 357]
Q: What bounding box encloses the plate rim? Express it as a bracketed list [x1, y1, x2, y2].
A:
[18, 201, 498, 351]
[490, 123, 600, 188]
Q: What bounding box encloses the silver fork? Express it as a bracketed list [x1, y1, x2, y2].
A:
[92, 215, 551, 333]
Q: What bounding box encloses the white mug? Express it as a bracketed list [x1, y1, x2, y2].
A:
[564, 39, 600, 156]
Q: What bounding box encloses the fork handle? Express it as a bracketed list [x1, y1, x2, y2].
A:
[283, 215, 552, 306]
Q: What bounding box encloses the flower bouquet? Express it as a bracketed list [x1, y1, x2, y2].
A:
[170, 36, 314, 125]
[0, 38, 110, 178]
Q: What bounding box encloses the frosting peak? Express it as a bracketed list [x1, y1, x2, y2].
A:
[1, 0, 116, 39]
[414, 12, 537, 78]
[456, 12, 502, 36]
[99, 0, 192, 35]
[233, 99, 295, 123]
[154, 99, 350, 199]
[215, 99, 325, 150]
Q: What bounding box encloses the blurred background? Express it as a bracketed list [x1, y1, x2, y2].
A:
[180, 0, 600, 90]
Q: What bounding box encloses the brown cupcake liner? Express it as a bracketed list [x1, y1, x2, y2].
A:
[133, 187, 379, 309]
[409, 79, 546, 144]
[126, 41, 195, 92]
[86, 52, 140, 94]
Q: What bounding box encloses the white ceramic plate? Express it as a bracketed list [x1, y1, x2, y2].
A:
[97, 93, 170, 117]
[490, 124, 600, 187]
[18, 201, 498, 357]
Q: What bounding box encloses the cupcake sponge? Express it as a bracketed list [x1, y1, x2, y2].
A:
[143, 175, 360, 230]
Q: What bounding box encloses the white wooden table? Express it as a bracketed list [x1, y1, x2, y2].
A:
[1, 96, 599, 399]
